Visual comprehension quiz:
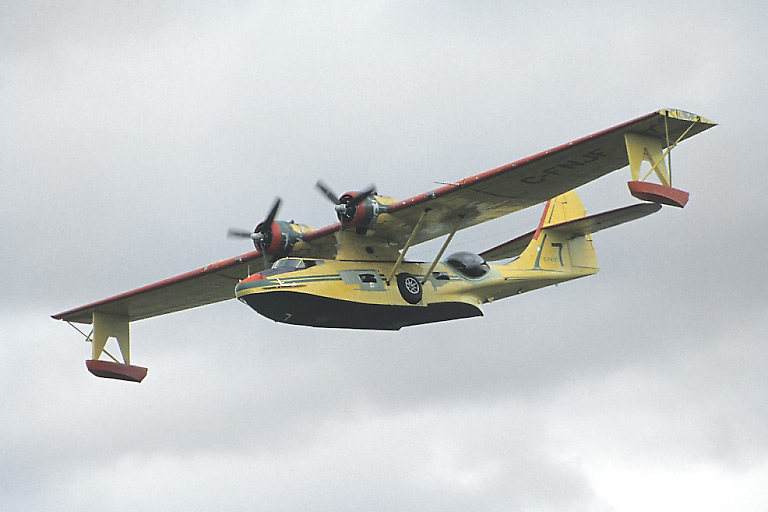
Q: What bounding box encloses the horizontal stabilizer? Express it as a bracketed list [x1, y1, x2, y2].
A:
[480, 202, 661, 262]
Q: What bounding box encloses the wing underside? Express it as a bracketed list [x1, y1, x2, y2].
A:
[372, 109, 714, 247]
[52, 251, 266, 324]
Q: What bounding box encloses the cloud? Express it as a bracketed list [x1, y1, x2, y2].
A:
[2, 1, 767, 511]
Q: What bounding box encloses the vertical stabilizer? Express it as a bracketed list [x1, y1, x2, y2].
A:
[511, 191, 599, 273]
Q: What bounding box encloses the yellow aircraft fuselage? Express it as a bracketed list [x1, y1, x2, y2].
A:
[235, 222, 599, 330]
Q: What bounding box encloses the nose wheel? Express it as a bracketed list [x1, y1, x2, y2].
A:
[396, 273, 423, 304]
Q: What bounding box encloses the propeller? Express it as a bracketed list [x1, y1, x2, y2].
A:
[315, 180, 339, 204]
[315, 181, 376, 223]
[228, 197, 282, 266]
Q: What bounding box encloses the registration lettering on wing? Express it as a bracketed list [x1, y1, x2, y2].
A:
[520, 148, 608, 185]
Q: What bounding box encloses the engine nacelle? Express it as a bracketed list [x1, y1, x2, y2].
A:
[253, 219, 302, 258]
[336, 191, 383, 231]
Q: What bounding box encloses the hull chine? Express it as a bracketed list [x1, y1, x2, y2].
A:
[239, 290, 482, 330]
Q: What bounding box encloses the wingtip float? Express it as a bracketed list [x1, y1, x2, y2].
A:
[54, 108, 716, 382]
[624, 108, 716, 208]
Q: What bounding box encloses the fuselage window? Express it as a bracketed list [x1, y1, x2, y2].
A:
[444, 251, 490, 278]
[359, 273, 377, 283]
[432, 271, 451, 281]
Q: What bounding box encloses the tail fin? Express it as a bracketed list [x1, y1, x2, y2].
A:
[480, 190, 662, 273]
[512, 191, 599, 272]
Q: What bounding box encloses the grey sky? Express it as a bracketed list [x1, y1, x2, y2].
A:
[2, 1, 767, 510]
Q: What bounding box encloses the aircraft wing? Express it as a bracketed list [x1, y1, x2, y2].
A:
[53, 219, 342, 325]
[54, 109, 713, 325]
[52, 250, 269, 324]
[372, 108, 714, 247]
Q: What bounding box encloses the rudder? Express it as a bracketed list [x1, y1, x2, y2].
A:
[513, 191, 599, 272]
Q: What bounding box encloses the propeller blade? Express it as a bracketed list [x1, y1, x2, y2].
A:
[262, 197, 282, 231]
[229, 196, 281, 246]
[350, 184, 376, 206]
[227, 228, 254, 238]
[315, 180, 339, 204]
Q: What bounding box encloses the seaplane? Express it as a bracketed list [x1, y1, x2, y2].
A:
[53, 108, 716, 382]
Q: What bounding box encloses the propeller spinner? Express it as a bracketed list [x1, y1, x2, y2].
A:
[228, 197, 296, 265]
[315, 181, 378, 226]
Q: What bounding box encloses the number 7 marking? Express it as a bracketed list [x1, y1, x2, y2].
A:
[551, 243, 564, 266]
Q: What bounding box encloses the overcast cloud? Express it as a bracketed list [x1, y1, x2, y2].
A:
[2, 1, 767, 511]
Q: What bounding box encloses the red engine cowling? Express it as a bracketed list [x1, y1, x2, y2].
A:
[253, 219, 301, 257]
[336, 191, 382, 231]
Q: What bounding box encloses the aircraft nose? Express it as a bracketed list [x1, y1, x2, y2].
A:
[240, 273, 267, 283]
[235, 273, 270, 295]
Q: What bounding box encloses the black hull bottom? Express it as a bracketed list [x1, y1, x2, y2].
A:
[240, 291, 482, 330]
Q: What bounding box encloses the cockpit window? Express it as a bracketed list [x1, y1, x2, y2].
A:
[270, 258, 322, 271]
[272, 258, 304, 270]
[444, 251, 490, 278]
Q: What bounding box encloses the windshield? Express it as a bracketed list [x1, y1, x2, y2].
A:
[270, 258, 320, 270]
[272, 258, 304, 270]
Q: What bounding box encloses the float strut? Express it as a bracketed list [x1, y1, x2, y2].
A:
[84, 312, 147, 383]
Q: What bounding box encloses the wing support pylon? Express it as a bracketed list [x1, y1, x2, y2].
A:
[70, 312, 148, 383]
[386, 208, 430, 284]
[421, 215, 464, 285]
[624, 109, 706, 208]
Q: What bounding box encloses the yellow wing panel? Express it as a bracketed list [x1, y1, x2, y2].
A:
[374, 109, 714, 247]
[53, 223, 343, 325]
[52, 251, 268, 324]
